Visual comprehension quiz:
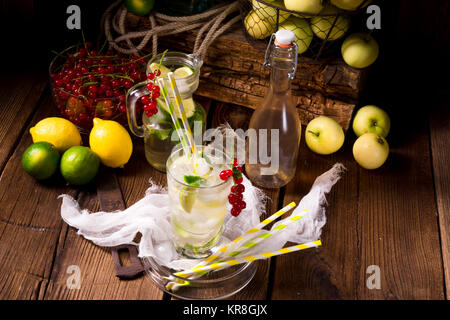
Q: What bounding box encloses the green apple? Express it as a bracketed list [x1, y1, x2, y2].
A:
[331, 0, 371, 11]
[341, 32, 379, 68]
[305, 116, 345, 155]
[244, 10, 276, 39]
[284, 0, 323, 15]
[311, 5, 350, 41]
[278, 16, 313, 54]
[353, 133, 389, 169]
[352, 105, 390, 137]
[252, 0, 290, 25]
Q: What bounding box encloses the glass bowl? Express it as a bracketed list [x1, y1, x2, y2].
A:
[142, 256, 258, 300]
[49, 45, 147, 134]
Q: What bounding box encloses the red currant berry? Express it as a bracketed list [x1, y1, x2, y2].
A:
[231, 207, 242, 217]
[235, 193, 243, 202]
[123, 80, 133, 89]
[155, 70, 161, 76]
[105, 65, 115, 74]
[146, 82, 153, 91]
[234, 177, 243, 184]
[141, 95, 151, 105]
[219, 170, 230, 181]
[237, 201, 246, 210]
[152, 85, 160, 93]
[235, 184, 245, 194]
[233, 158, 239, 167]
[228, 194, 237, 205]
[111, 79, 121, 88]
[118, 103, 126, 113]
[55, 79, 63, 87]
[147, 73, 155, 80]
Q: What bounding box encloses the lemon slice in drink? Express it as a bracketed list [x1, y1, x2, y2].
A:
[174, 66, 194, 79]
[179, 186, 197, 213]
[148, 63, 171, 77]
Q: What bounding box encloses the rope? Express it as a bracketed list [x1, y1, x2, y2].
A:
[103, 0, 241, 60]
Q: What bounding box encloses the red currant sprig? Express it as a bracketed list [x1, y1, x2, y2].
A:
[140, 69, 161, 117]
[220, 158, 246, 217]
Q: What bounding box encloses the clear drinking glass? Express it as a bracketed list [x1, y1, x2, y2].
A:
[166, 145, 232, 258]
[127, 52, 205, 172]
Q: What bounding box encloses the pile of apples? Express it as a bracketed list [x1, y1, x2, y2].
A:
[244, 0, 379, 68]
[305, 105, 390, 170]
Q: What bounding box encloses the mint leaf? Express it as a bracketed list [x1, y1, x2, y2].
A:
[184, 175, 205, 187]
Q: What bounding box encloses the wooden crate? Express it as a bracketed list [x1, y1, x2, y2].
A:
[127, 15, 368, 130]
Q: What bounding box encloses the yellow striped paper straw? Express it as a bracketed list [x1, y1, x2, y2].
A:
[164, 202, 297, 291]
[173, 240, 322, 278]
[157, 78, 190, 156]
[167, 72, 196, 156]
[200, 202, 297, 265]
[221, 209, 308, 259]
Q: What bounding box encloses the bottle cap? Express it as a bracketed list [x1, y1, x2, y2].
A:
[274, 30, 295, 47]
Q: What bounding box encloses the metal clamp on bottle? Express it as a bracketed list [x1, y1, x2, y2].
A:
[264, 31, 299, 80]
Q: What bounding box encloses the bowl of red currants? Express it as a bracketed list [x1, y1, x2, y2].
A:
[49, 44, 149, 133]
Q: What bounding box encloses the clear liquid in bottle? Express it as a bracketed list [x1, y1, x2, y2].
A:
[245, 30, 301, 188]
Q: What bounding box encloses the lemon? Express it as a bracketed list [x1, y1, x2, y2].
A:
[22, 142, 60, 180]
[173, 66, 194, 79]
[30, 117, 82, 153]
[89, 118, 133, 168]
[60, 146, 100, 185]
[148, 63, 171, 77]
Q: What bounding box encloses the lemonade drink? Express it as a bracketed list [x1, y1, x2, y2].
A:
[167, 145, 232, 258]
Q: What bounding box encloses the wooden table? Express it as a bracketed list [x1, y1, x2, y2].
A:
[0, 68, 448, 300]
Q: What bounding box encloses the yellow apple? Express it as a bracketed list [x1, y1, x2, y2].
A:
[311, 5, 350, 41]
[252, 0, 290, 25]
[284, 0, 323, 15]
[305, 116, 345, 155]
[341, 32, 379, 68]
[352, 105, 390, 137]
[353, 133, 389, 169]
[244, 10, 276, 40]
[278, 16, 313, 54]
[331, 0, 371, 11]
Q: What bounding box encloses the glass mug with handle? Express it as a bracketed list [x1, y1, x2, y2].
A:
[126, 52, 206, 172]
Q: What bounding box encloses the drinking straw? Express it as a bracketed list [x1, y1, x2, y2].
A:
[200, 202, 298, 265]
[164, 202, 298, 290]
[157, 77, 190, 156]
[215, 209, 308, 260]
[172, 240, 322, 279]
[167, 72, 196, 156]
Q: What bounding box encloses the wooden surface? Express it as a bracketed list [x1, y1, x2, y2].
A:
[0, 70, 448, 300]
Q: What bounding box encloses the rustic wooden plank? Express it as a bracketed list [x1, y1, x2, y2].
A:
[272, 120, 445, 299]
[0, 71, 47, 172]
[0, 93, 78, 299]
[428, 97, 450, 299]
[210, 102, 280, 300]
[355, 125, 444, 299]
[271, 132, 359, 299]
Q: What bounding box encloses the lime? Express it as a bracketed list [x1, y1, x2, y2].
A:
[60, 146, 100, 185]
[156, 97, 196, 119]
[174, 66, 194, 79]
[148, 63, 171, 78]
[179, 186, 197, 213]
[22, 142, 60, 180]
[125, 0, 155, 16]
